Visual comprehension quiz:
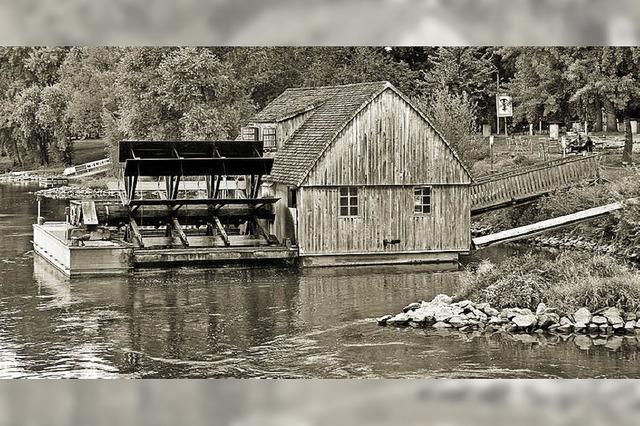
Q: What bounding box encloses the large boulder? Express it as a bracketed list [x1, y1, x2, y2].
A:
[432, 321, 452, 329]
[472, 309, 488, 321]
[535, 303, 547, 316]
[502, 308, 520, 320]
[602, 307, 622, 318]
[386, 312, 410, 326]
[624, 320, 636, 333]
[591, 315, 608, 325]
[512, 314, 537, 329]
[407, 308, 429, 323]
[448, 316, 468, 328]
[434, 305, 455, 322]
[431, 294, 452, 305]
[537, 314, 557, 329]
[483, 306, 499, 317]
[602, 307, 624, 325]
[402, 302, 421, 313]
[455, 300, 473, 309]
[488, 316, 508, 325]
[377, 315, 393, 326]
[560, 316, 573, 326]
[573, 307, 592, 324]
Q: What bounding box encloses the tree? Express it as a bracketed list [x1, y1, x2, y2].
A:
[303, 47, 419, 96]
[508, 48, 575, 127]
[0, 47, 70, 167]
[59, 47, 121, 140]
[413, 87, 483, 165]
[38, 84, 73, 165]
[569, 47, 640, 163]
[422, 47, 495, 122]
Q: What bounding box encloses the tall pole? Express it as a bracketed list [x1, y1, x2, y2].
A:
[496, 72, 500, 135]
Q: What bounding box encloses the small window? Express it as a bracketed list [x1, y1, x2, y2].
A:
[414, 186, 432, 215]
[339, 187, 358, 217]
[241, 126, 259, 141]
[263, 127, 276, 149]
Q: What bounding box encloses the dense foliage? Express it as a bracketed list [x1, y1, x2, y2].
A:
[0, 46, 639, 169]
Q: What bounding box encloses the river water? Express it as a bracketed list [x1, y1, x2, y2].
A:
[1, 183, 639, 378]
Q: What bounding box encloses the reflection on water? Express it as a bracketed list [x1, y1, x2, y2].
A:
[2, 183, 640, 378]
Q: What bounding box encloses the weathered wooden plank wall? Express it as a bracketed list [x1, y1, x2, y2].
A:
[267, 87, 472, 257]
[297, 185, 470, 255]
[304, 89, 470, 186]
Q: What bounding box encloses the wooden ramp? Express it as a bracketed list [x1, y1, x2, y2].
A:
[472, 199, 635, 248]
[471, 155, 601, 215]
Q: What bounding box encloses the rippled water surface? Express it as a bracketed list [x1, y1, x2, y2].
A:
[1, 183, 639, 378]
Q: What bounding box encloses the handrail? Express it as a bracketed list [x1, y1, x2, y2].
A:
[472, 154, 601, 184]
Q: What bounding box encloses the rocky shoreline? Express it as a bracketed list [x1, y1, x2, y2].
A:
[34, 186, 118, 200]
[378, 294, 640, 337]
[531, 234, 640, 262]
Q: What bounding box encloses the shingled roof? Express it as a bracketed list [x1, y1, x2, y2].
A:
[258, 81, 469, 186]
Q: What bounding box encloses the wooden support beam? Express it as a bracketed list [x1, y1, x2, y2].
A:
[213, 176, 220, 198]
[165, 175, 173, 200]
[253, 219, 278, 245]
[171, 217, 189, 247]
[129, 217, 145, 248]
[130, 174, 138, 201]
[251, 174, 262, 198]
[212, 216, 230, 247]
[172, 175, 181, 199]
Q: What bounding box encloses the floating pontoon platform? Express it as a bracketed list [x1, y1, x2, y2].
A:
[33, 140, 299, 276]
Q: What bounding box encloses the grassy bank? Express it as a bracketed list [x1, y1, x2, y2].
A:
[457, 252, 640, 315]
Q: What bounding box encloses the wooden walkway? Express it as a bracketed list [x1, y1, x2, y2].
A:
[471, 155, 601, 215]
[472, 199, 632, 248]
[64, 158, 112, 178]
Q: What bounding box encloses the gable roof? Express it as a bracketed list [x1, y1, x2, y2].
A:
[255, 81, 471, 186]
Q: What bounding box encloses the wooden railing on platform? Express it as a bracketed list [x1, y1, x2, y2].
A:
[471, 155, 601, 215]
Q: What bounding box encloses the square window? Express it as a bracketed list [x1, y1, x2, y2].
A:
[339, 187, 358, 217]
[414, 186, 432, 215]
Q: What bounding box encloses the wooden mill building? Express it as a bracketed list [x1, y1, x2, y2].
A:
[242, 81, 472, 266]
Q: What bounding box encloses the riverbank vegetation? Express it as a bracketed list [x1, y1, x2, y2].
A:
[458, 252, 640, 315]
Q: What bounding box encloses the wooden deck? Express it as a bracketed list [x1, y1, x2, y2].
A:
[471, 155, 601, 215]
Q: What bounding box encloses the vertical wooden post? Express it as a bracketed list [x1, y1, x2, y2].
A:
[489, 135, 495, 174]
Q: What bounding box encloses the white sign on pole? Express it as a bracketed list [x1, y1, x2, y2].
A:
[489, 135, 494, 147]
[497, 95, 513, 117]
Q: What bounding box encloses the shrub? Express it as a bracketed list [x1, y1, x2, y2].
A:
[458, 252, 640, 314]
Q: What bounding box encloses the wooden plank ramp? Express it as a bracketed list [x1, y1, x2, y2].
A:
[472, 199, 636, 248]
[471, 155, 601, 215]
